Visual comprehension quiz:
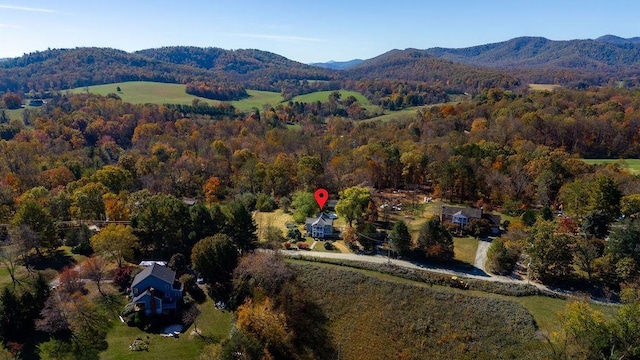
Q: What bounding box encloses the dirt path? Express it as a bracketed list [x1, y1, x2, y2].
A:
[332, 241, 351, 253]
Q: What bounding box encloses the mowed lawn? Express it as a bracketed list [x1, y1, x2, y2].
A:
[290, 90, 369, 105]
[101, 295, 232, 359]
[453, 236, 479, 265]
[69, 81, 284, 111]
[582, 158, 640, 174]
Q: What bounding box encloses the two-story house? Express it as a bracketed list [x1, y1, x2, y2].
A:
[130, 263, 183, 316]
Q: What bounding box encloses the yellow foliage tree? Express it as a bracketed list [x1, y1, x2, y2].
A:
[236, 297, 293, 358]
[90, 224, 139, 267]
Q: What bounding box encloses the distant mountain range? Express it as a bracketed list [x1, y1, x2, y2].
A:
[309, 59, 364, 70]
[1, 35, 639, 94]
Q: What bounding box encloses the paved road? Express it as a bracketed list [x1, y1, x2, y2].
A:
[282, 250, 522, 283]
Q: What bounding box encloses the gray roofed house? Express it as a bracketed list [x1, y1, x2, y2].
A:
[305, 213, 334, 239]
[130, 263, 183, 316]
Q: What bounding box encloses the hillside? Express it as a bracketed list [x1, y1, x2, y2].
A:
[135, 46, 339, 85]
[293, 263, 544, 360]
[0, 46, 340, 94]
[425, 36, 640, 85]
[345, 49, 521, 92]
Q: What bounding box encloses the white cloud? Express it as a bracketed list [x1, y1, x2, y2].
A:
[232, 33, 329, 44]
[0, 4, 56, 13]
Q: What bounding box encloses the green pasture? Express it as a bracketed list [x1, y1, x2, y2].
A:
[290, 90, 369, 105]
[69, 81, 284, 111]
[582, 158, 640, 174]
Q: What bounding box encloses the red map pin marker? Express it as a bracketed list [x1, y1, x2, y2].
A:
[314, 188, 329, 210]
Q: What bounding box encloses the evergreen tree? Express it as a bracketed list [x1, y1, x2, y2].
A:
[417, 217, 453, 261]
[226, 202, 258, 253]
[389, 220, 411, 256]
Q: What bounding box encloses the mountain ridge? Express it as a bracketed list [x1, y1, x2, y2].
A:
[1, 34, 640, 94]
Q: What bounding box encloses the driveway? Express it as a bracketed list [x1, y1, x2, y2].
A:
[474, 239, 491, 273]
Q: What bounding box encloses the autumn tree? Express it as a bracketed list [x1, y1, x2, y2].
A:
[82, 257, 108, 296]
[528, 220, 575, 282]
[90, 224, 139, 267]
[93, 165, 133, 193]
[417, 217, 453, 261]
[58, 267, 85, 296]
[621, 194, 640, 218]
[10, 200, 57, 256]
[2, 93, 22, 109]
[335, 186, 371, 227]
[236, 297, 294, 359]
[70, 182, 108, 220]
[203, 176, 224, 204]
[296, 155, 324, 191]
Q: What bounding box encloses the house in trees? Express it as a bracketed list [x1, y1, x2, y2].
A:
[129, 263, 183, 316]
[440, 205, 501, 235]
[305, 213, 334, 239]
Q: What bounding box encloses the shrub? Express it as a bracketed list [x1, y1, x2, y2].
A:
[283, 242, 292, 250]
[113, 266, 133, 292]
[297, 242, 309, 250]
[486, 239, 520, 275]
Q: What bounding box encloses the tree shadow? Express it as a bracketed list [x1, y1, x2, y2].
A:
[26, 249, 76, 271]
[284, 290, 336, 358]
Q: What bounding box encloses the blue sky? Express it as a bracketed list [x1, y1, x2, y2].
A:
[1, 0, 639, 63]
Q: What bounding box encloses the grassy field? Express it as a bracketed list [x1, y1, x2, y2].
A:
[293, 262, 545, 359]
[69, 81, 284, 111]
[253, 209, 296, 240]
[582, 158, 640, 174]
[453, 236, 479, 265]
[528, 83, 562, 91]
[360, 106, 422, 123]
[290, 90, 369, 105]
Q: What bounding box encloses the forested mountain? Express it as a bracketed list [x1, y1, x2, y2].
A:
[135, 46, 338, 85]
[0, 47, 213, 93]
[2, 35, 640, 95]
[309, 59, 364, 70]
[0, 46, 340, 94]
[424, 36, 640, 85]
[345, 49, 521, 93]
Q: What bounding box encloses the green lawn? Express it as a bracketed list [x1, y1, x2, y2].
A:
[4, 107, 25, 121]
[69, 81, 284, 111]
[359, 106, 422, 123]
[290, 90, 369, 105]
[101, 297, 232, 360]
[582, 158, 640, 174]
[453, 236, 479, 265]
